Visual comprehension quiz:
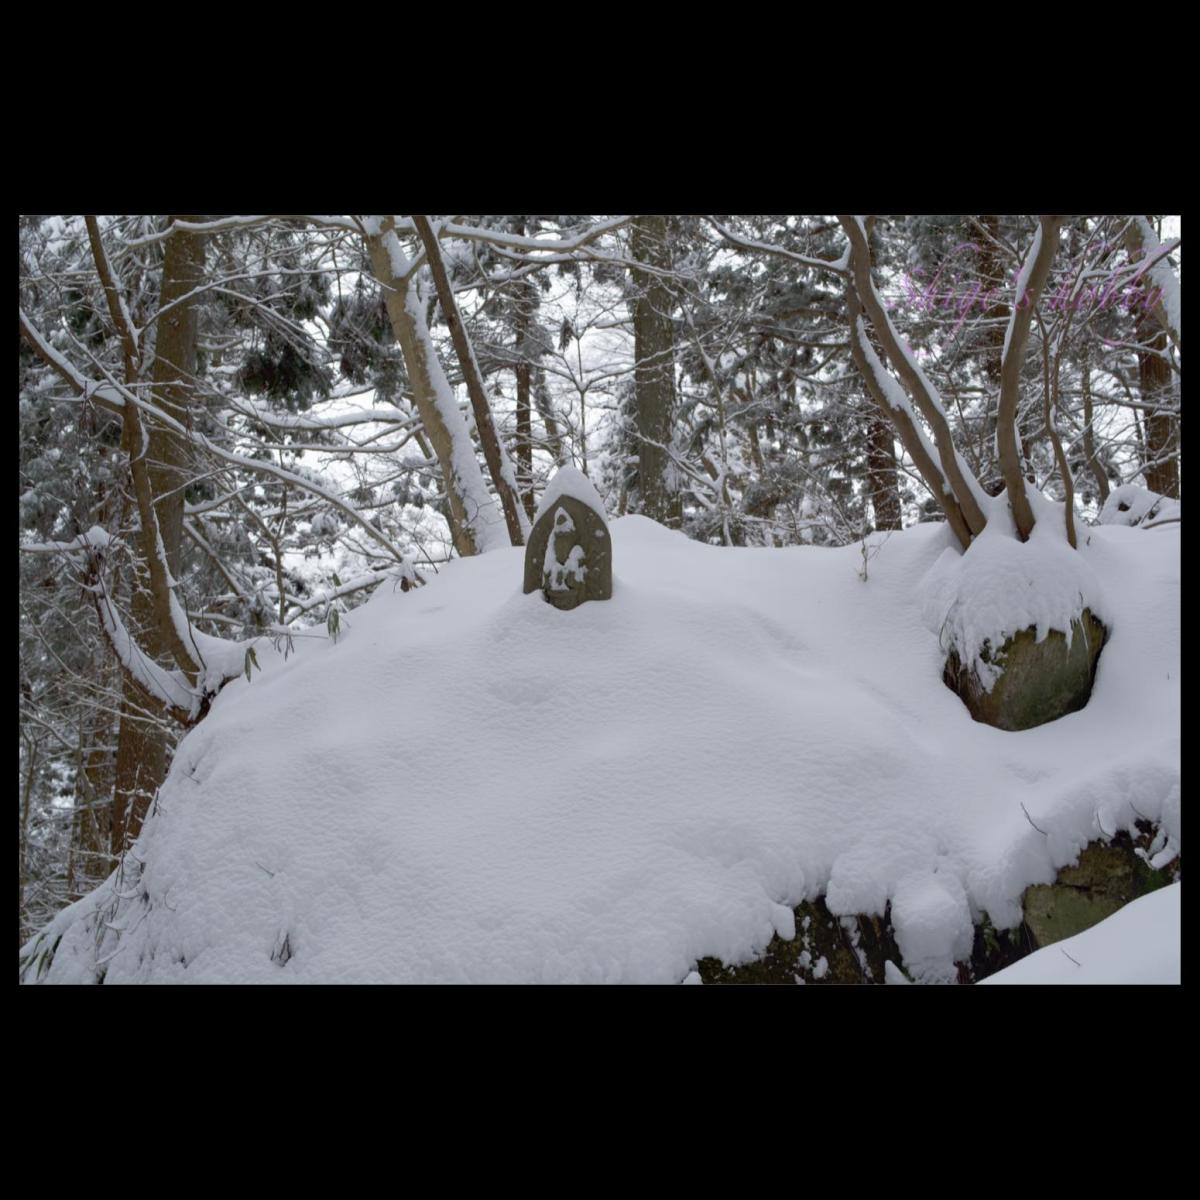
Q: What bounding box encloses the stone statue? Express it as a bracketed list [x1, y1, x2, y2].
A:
[523, 467, 612, 610]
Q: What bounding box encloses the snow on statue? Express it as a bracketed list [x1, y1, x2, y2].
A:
[523, 466, 612, 610]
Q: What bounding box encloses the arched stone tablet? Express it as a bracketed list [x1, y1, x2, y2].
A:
[523, 468, 612, 610]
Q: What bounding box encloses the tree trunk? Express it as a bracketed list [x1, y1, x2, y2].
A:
[112, 215, 205, 854]
[516, 358, 534, 519]
[630, 216, 681, 528]
[533, 370, 565, 465]
[996, 216, 1064, 541]
[1080, 345, 1110, 504]
[1137, 318, 1179, 498]
[511, 217, 537, 520]
[513, 252, 537, 520]
[1128, 260, 1176, 499]
[975, 216, 1008, 491]
[70, 653, 118, 897]
[840, 215, 987, 540]
[20, 735, 38, 945]
[364, 224, 504, 556]
[866, 420, 902, 530]
[845, 281, 973, 550]
[411, 215, 526, 545]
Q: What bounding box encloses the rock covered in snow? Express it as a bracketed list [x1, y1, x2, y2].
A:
[923, 502, 1111, 730]
[943, 608, 1107, 732]
[1099, 484, 1180, 529]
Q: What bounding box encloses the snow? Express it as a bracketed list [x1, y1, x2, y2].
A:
[1003, 223, 1043, 362]
[1099, 484, 1180, 529]
[533, 465, 608, 524]
[890, 868, 974, 984]
[542, 509, 587, 592]
[1131, 217, 1181, 346]
[191, 625, 261, 698]
[921, 495, 1110, 692]
[22, 512, 1179, 985]
[980, 883, 1179, 985]
[19, 526, 115, 555]
[92, 585, 196, 714]
[403, 282, 508, 554]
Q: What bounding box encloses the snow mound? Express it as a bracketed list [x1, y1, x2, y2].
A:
[22, 515, 1180, 984]
[980, 883, 1179, 985]
[922, 505, 1109, 692]
[534, 465, 608, 524]
[1099, 484, 1180, 529]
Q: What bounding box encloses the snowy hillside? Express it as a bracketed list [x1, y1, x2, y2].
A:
[22, 517, 1180, 984]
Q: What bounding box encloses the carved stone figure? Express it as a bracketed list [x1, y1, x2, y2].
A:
[523, 468, 612, 610]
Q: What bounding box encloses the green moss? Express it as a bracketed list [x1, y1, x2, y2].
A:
[1020, 828, 1178, 950]
[1022, 885, 1124, 947]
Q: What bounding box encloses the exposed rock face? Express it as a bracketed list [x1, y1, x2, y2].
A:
[523, 494, 612, 610]
[694, 827, 1178, 985]
[697, 897, 903, 986]
[1020, 833, 1173, 949]
[943, 608, 1107, 731]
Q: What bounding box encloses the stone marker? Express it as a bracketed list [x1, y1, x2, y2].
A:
[523, 467, 612, 610]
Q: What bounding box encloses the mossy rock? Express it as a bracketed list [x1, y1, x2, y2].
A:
[944, 608, 1107, 731]
[1021, 829, 1176, 950]
[693, 827, 1178, 984]
[696, 898, 903, 985]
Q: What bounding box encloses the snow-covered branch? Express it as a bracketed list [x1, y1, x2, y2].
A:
[1124, 217, 1181, 352]
[402, 214, 633, 254]
[20, 306, 416, 573]
[707, 218, 850, 274]
[20, 527, 116, 555]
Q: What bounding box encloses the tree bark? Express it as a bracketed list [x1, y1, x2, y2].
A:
[1123, 221, 1179, 498]
[846, 282, 973, 550]
[70, 711, 116, 901]
[112, 215, 205, 853]
[996, 216, 1064, 541]
[630, 216, 681, 527]
[533, 370, 564, 465]
[841, 215, 988, 539]
[513, 249, 537, 521]
[1080, 345, 1109, 504]
[1123, 216, 1181, 353]
[974, 216, 1008, 491]
[1136, 318, 1179, 498]
[20, 735, 38, 944]
[866, 420, 902, 530]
